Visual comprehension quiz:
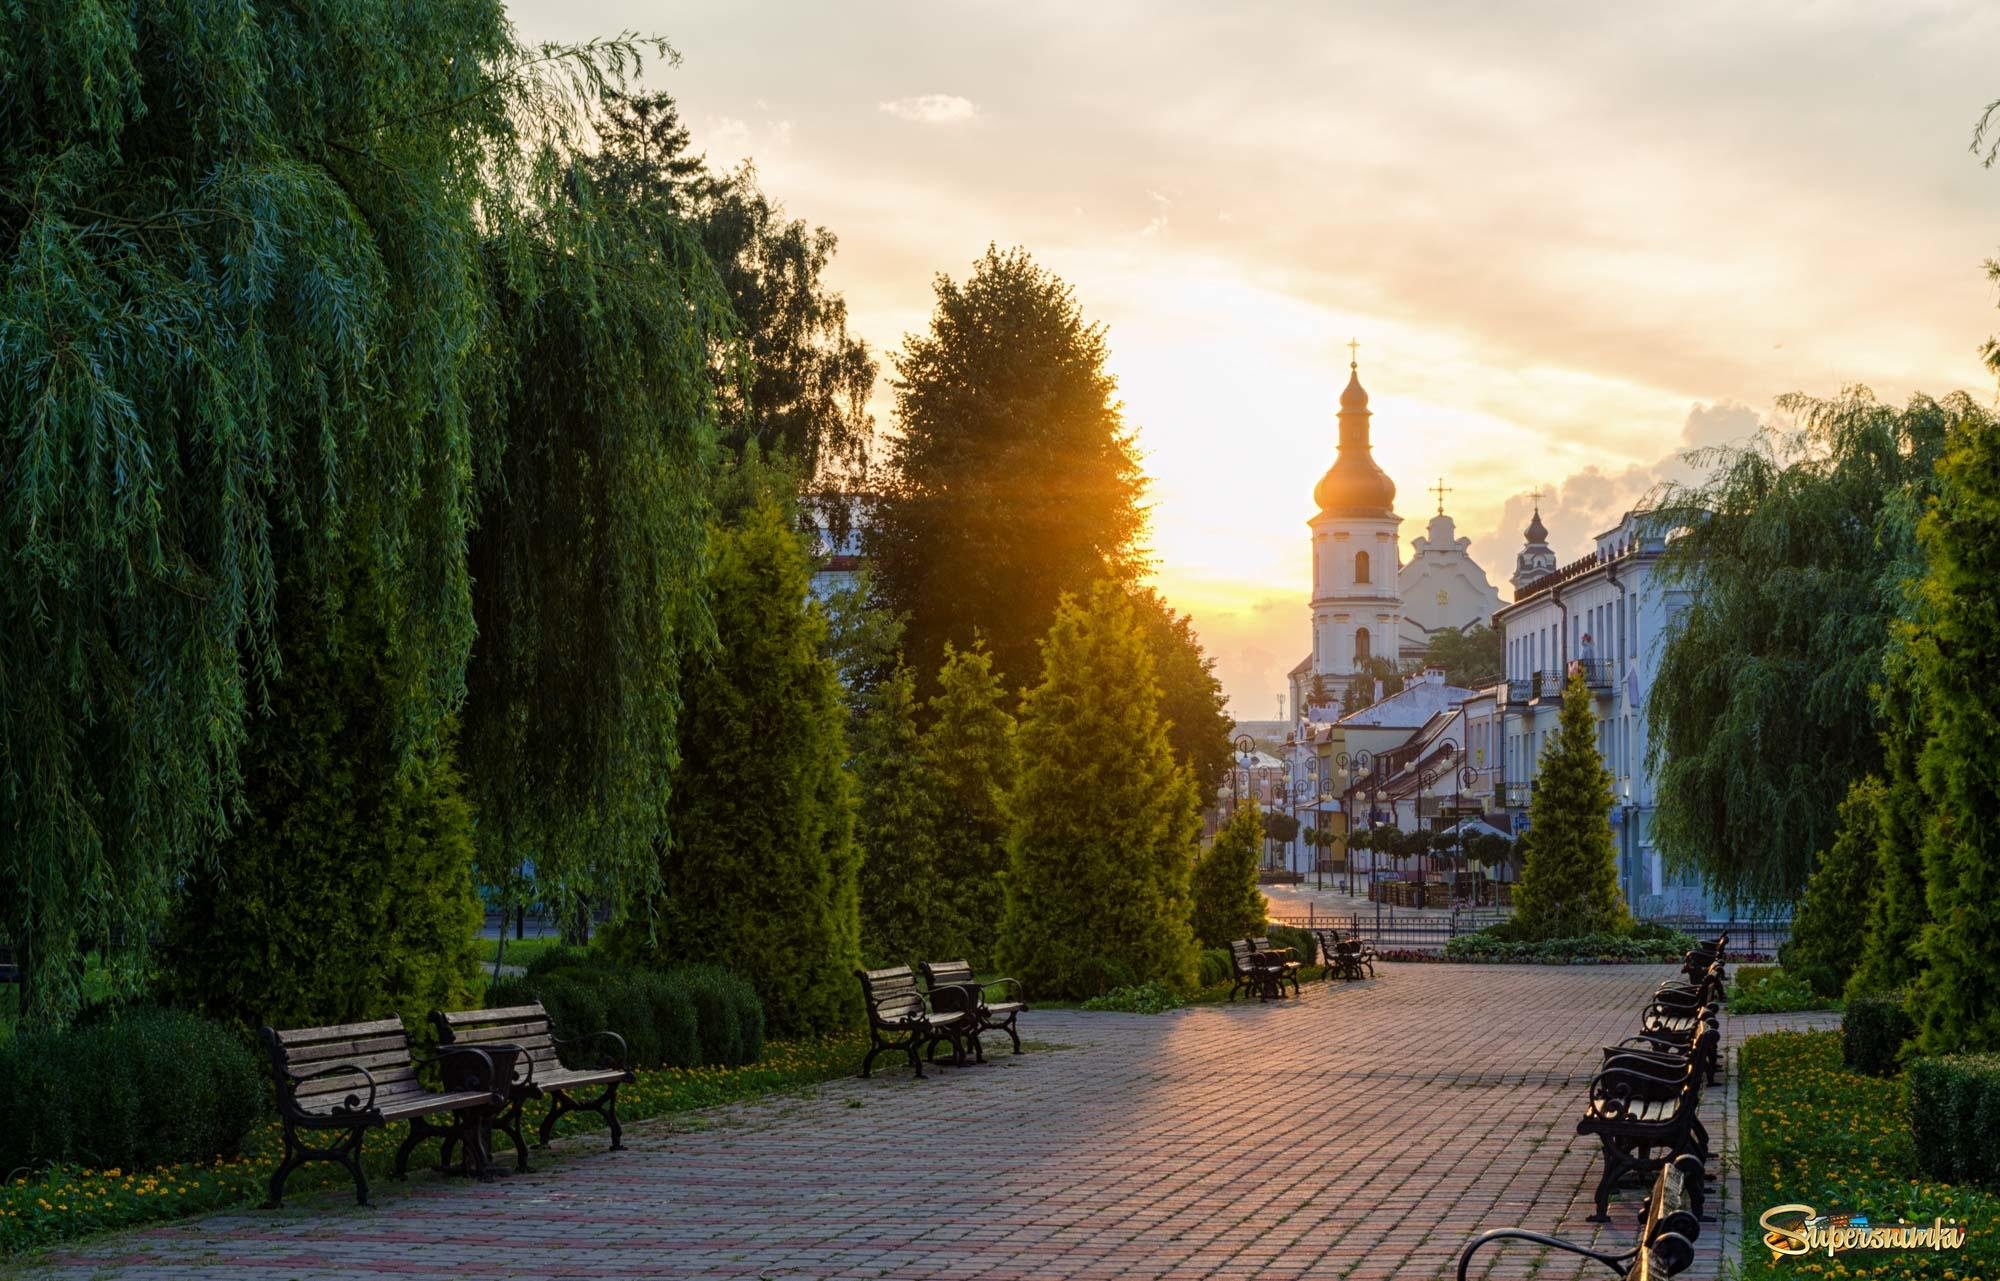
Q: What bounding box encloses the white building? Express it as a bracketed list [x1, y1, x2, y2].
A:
[1398, 507, 1504, 660]
[1492, 508, 1712, 919]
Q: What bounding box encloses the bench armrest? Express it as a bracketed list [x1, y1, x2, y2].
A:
[287, 1061, 380, 1116]
[554, 1029, 630, 1073]
[1456, 1229, 1630, 1281]
[981, 977, 1025, 1005]
[420, 1044, 499, 1096]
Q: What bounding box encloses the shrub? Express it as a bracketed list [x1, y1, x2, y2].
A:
[489, 963, 763, 1070]
[1196, 948, 1233, 987]
[523, 944, 599, 978]
[1190, 802, 1266, 948]
[1843, 993, 1914, 1075]
[1265, 925, 1318, 967]
[1907, 1056, 2000, 1183]
[1727, 965, 1838, 1015]
[1081, 983, 1183, 1014]
[1784, 779, 1881, 999]
[1443, 927, 1693, 964]
[0, 1008, 262, 1175]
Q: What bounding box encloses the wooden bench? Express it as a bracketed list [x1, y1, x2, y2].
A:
[430, 1002, 635, 1172]
[1227, 939, 1286, 1002]
[919, 960, 1027, 1061]
[1577, 1028, 1715, 1222]
[1310, 928, 1376, 981]
[1252, 936, 1302, 996]
[856, 966, 969, 1079]
[258, 1017, 500, 1207]
[1456, 1154, 1706, 1281]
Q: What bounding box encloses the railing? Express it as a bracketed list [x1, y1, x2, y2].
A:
[1266, 910, 1791, 960]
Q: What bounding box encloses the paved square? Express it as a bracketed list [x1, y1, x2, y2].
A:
[15, 964, 1727, 1280]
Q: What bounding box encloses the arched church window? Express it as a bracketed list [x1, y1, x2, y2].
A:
[1354, 626, 1372, 663]
[1354, 550, 1371, 584]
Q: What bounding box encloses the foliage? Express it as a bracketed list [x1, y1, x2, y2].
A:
[1648, 390, 1964, 906]
[921, 643, 1020, 967]
[1849, 657, 1931, 997]
[585, 91, 876, 492]
[0, 1009, 260, 1177]
[1196, 948, 1233, 987]
[1908, 1055, 2000, 1186]
[1189, 803, 1268, 948]
[1128, 587, 1233, 797]
[156, 563, 482, 1030]
[999, 583, 1201, 1000]
[1734, 1030, 2000, 1281]
[0, 0, 682, 1027]
[1080, 983, 1184, 1014]
[0, 1031, 867, 1255]
[1785, 778, 1885, 1000]
[1727, 965, 1839, 1015]
[1421, 624, 1504, 688]
[608, 499, 860, 1036]
[1908, 404, 2000, 1055]
[1443, 930, 1692, 964]
[1511, 674, 1631, 940]
[458, 185, 734, 931]
[866, 246, 1148, 695]
[487, 962, 763, 1070]
[1263, 813, 1301, 847]
[1264, 925, 1318, 967]
[1844, 994, 1915, 1076]
[853, 665, 944, 966]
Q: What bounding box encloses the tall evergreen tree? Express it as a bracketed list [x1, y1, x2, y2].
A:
[922, 643, 1020, 966]
[854, 665, 943, 966]
[159, 558, 482, 1029]
[1784, 778, 1883, 1000]
[1512, 673, 1631, 940]
[610, 498, 861, 1035]
[1129, 587, 1234, 798]
[1191, 803, 1268, 949]
[1847, 655, 1931, 996]
[1648, 391, 1960, 905]
[999, 584, 1200, 998]
[0, 1, 675, 1025]
[866, 246, 1149, 695]
[1907, 411, 2000, 1053]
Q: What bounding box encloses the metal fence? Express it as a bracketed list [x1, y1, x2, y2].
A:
[1268, 910, 1791, 958]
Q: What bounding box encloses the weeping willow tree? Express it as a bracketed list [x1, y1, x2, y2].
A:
[1646, 389, 1964, 907]
[0, 0, 701, 1026]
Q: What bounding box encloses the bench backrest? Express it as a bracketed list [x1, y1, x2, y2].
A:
[432, 1002, 559, 1084]
[918, 960, 975, 990]
[260, 1017, 418, 1118]
[857, 966, 926, 1024]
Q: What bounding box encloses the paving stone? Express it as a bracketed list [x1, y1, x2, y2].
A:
[14, 964, 1730, 1280]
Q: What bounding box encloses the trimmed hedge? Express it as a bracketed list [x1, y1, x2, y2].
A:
[488, 963, 764, 1070]
[1908, 1055, 2000, 1185]
[0, 1008, 262, 1175]
[1843, 993, 1913, 1076]
[1196, 947, 1232, 987]
[1081, 983, 1183, 1014]
[1444, 927, 1695, 963]
[1265, 925, 1317, 967]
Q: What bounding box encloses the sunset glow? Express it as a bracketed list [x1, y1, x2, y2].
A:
[515, 0, 2000, 710]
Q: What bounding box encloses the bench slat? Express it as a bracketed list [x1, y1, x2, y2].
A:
[283, 1033, 410, 1065]
[440, 1003, 547, 1026]
[274, 1017, 405, 1046]
[450, 1021, 550, 1047]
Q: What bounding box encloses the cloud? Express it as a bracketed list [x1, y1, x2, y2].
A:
[1472, 400, 1765, 587]
[877, 94, 978, 125]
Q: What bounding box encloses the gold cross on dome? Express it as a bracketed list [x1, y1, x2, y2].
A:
[1431, 477, 1452, 515]
[1347, 337, 1360, 368]
[1527, 487, 1544, 508]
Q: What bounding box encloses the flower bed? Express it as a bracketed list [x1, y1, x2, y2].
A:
[1738, 1028, 1996, 1279]
[0, 1033, 867, 1256]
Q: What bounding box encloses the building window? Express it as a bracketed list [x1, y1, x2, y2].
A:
[1354, 550, 1370, 584]
[1354, 626, 1371, 663]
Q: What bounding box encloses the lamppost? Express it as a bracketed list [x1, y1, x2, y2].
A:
[1333, 749, 1374, 899]
[1233, 732, 1254, 816]
[1304, 755, 1323, 888]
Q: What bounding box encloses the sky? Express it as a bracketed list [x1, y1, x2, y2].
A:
[514, 0, 2000, 715]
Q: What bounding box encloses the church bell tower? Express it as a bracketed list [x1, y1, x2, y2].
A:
[1308, 353, 1402, 689]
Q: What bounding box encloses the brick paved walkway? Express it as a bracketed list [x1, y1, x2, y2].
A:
[15, 964, 1724, 1281]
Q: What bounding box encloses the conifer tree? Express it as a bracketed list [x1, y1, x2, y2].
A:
[998, 584, 1201, 998]
[855, 665, 943, 966]
[1908, 411, 2000, 1053]
[611, 498, 861, 1035]
[1784, 778, 1883, 999]
[1846, 655, 1931, 997]
[922, 643, 1019, 966]
[1190, 803, 1268, 949]
[1512, 672, 1631, 940]
[159, 560, 482, 1029]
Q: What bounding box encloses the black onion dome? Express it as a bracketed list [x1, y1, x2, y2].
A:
[1524, 506, 1548, 544]
[1313, 365, 1396, 516]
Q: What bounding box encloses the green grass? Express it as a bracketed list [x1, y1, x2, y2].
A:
[477, 934, 569, 970]
[1738, 1028, 1993, 1279]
